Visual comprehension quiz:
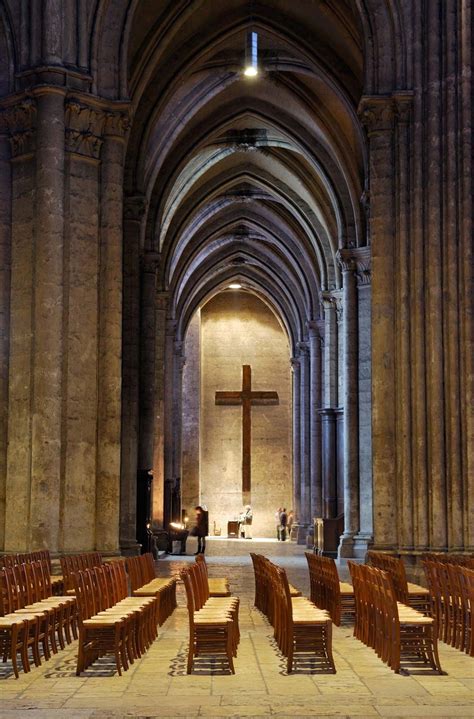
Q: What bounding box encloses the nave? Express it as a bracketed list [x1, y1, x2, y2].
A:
[1, 540, 473, 719]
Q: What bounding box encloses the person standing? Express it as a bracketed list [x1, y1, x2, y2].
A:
[194, 505, 209, 554]
[287, 510, 294, 541]
[280, 508, 288, 542]
[275, 507, 282, 540]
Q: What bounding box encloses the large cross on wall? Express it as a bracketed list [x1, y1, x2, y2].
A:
[215, 365, 279, 496]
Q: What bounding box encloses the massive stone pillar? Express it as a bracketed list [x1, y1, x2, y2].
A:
[138, 252, 159, 472]
[358, 97, 397, 551]
[308, 321, 323, 518]
[290, 356, 301, 524]
[95, 109, 129, 553]
[298, 341, 310, 536]
[4, 90, 65, 552]
[120, 195, 146, 554]
[0, 129, 10, 549]
[337, 250, 360, 557]
[354, 248, 373, 549]
[61, 97, 103, 552]
[319, 292, 341, 519]
[151, 291, 168, 528]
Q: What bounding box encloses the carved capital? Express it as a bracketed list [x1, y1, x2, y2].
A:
[104, 108, 131, 138]
[358, 96, 395, 135]
[393, 92, 414, 125]
[124, 194, 147, 222]
[65, 98, 106, 159]
[140, 251, 160, 274]
[0, 97, 37, 157]
[338, 247, 371, 286]
[297, 340, 309, 357]
[290, 357, 300, 373]
[336, 249, 357, 274]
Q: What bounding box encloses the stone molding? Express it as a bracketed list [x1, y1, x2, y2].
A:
[124, 194, 148, 222]
[0, 96, 37, 157]
[290, 357, 300, 373]
[307, 319, 324, 344]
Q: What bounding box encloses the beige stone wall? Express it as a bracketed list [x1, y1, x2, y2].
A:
[196, 291, 292, 538]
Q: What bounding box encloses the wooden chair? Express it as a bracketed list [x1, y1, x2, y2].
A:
[180, 566, 236, 674]
[349, 562, 442, 674]
[195, 554, 231, 597]
[458, 566, 474, 656]
[368, 551, 430, 613]
[126, 553, 177, 624]
[272, 565, 335, 674]
[72, 564, 159, 675]
[305, 552, 355, 625]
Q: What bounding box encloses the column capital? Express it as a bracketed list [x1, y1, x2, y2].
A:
[124, 194, 148, 222]
[140, 251, 160, 274]
[358, 95, 396, 135]
[65, 97, 106, 159]
[307, 319, 324, 343]
[337, 247, 371, 286]
[0, 95, 37, 158]
[290, 356, 300, 372]
[104, 107, 131, 139]
[297, 340, 309, 357]
[393, 92, 414, 125]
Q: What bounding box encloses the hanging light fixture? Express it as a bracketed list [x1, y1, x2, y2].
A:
[244, 30, 258, 77]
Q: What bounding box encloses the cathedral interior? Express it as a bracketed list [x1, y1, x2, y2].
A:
[0, 1, 472, 716]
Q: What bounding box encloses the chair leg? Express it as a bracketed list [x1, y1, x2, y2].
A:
[325, 621, 336, 673]
[186, 636, 194, 674]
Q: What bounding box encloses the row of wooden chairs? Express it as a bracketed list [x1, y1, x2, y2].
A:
[72, 561, 159, 676]
[1, 550, 64, 595]
[423, 559, 474, 656]
[367, 551, 430, 613]
[305, 552, 355, 626]
[180, 562, 239, 674]
[0, 560, 77, 678]
[60, 552, 103, 593]
[126, 553, 177, 624]
[349, 562, 442, 674]
[251, 554, 335, 673]
[250, 553, 302, 627]
[195, 554, 231, 597]
[423, 553, 474, 568]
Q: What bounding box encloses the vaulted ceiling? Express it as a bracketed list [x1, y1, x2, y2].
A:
[124, 0, 367, 347]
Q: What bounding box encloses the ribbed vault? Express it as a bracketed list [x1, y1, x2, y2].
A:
[123, 0, 366, 356]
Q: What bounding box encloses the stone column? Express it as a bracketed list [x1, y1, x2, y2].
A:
[163, 319, 176, 529]
[172, 339, 186, 522]
[138, 251, 159, 472]
[95, 108, 129, 553]
[2, 97, 37, 551]
[298, 341, 310, 539]
[120, 195, 146, 555]
[151, 291, 168, 528]
[30, 88, 66, 551]
[358, 96, 397, 550]
[61, 97, 103, 552]
[308, 321, 323, 518]
[320, 292, 339, 408]
[0, 129, 11, 549]
[354, 248, 373, 549]
[337, 250, 359, 557]
[290, 357, 301, 525]
[319, 408, 337, 518]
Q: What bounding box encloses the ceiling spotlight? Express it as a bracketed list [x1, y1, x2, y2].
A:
[244, 31, 258, 77]
[228, 283, 242, 289]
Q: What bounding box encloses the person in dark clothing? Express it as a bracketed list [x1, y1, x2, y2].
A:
[280, 508, 288, 542]
[194, 505, 209, 554]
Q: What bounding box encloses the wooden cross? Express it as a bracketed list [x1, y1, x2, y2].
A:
[215, 365, 279, 495]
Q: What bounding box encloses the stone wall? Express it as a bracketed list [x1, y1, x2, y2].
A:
[195, 291, 292, 538]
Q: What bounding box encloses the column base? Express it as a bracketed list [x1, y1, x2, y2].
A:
[294, 523, 309, 545]
[120, 540, 141, 556]
[337, 533, 370, 559]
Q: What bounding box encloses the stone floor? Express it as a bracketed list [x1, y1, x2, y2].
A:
[1, 538, 473, 719]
